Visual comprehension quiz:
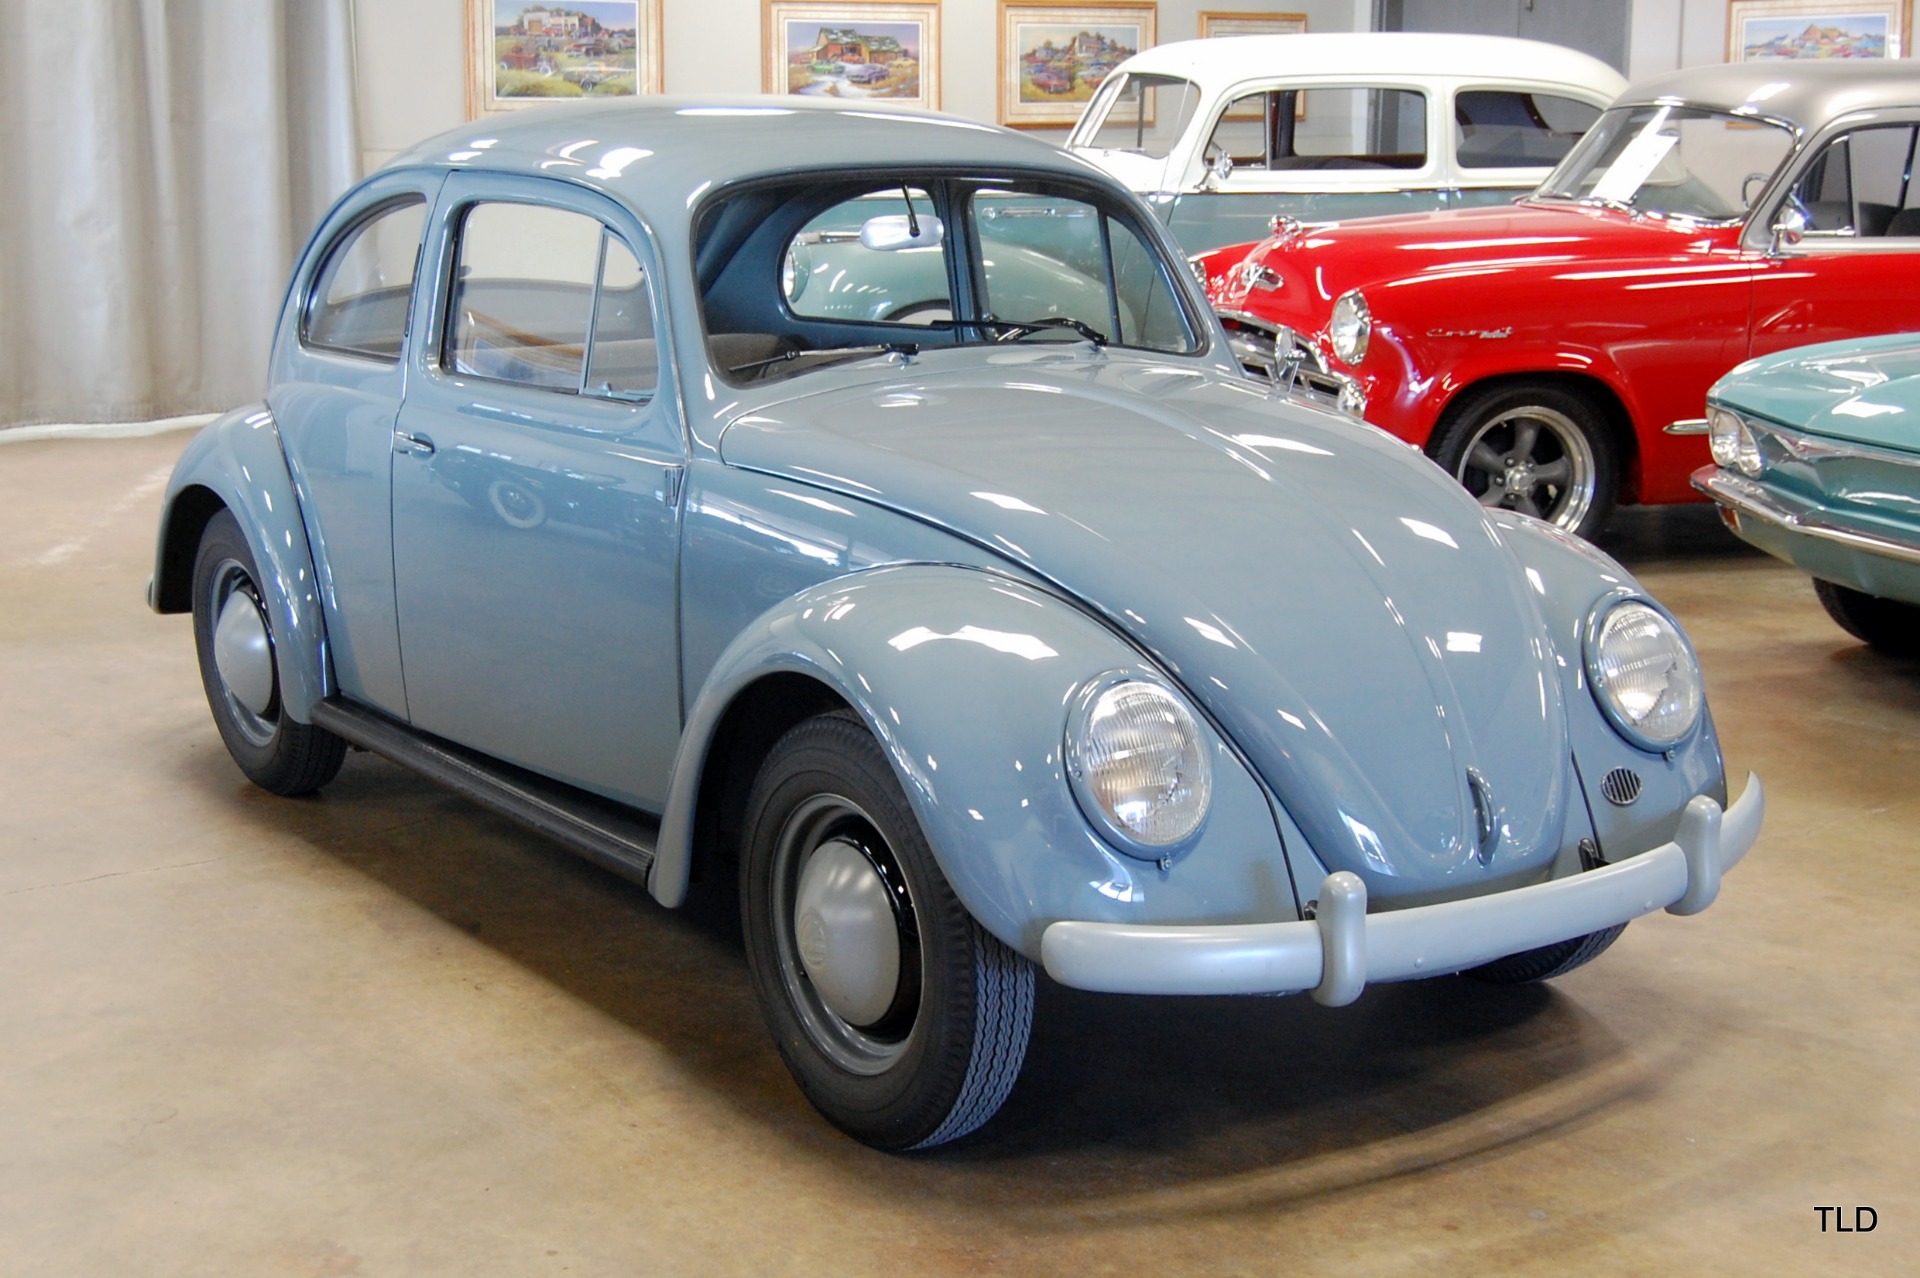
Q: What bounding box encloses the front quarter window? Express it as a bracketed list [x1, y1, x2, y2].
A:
[1536, 104, 1795, 222]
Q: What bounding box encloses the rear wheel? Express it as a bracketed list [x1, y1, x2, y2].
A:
[1429, 383, 1618, 541]
[1465, 923, 1625, 984]
[190, 510, 346, 795]
[741, 711, 1033, 1150]
[1813, 578, 1920, 657]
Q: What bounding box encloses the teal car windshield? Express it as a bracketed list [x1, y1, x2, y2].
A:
[700, 171, 1204, 385]
[1536, 103, 1794, 222]
[1069, 71, 1204, 158]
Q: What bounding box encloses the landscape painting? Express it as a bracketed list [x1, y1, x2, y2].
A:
[1728, 2, 1903, 60]
[1000, 3, 1157, 128]
[764, 3, 941, 110]
[468, 1, 663, 114]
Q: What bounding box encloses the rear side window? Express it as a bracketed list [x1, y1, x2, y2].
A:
[1456, 91, 1601, 168]
[304, 197, 427, 362]
[446, 201, 658, 397]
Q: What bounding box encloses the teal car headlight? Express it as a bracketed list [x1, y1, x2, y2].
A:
[1585, 599, 1703, 751]
[1328, 290, 1371, 366]
[1708, 406, 1763, 476]
[1066, 677, 1212, 856]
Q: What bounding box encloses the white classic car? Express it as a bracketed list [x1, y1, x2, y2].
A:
[1066, 32, 1626, 252]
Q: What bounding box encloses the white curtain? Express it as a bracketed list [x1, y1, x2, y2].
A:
[0, 0, 361, 430]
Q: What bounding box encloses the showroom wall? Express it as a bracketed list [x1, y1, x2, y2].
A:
[354, 0, 1745, 177]
[356, 1, 1369, 173]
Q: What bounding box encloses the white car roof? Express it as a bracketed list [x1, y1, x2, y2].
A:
[1113, 32, 1626, 97]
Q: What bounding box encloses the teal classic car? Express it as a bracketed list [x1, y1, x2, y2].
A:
[1697, 333, 1920, 654]
[151, 97, 1760, 1151]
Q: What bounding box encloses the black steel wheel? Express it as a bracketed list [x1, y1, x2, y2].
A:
[1429, 383, 1618, 541]
[190, 510, 346, 795]
[741, 711, 1033, 1150]
[1465, 923, 1626, 985]
[1813, 578, 1920, 657]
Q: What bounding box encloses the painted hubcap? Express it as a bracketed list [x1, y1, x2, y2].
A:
[213, 582, 275, 717]
[794, 838, 902, 1027]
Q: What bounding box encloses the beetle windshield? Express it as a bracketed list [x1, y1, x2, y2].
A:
[1534, 103, 1794, 222]
[696, 172, 1204, 386]
[1067, 72, 1203, 159]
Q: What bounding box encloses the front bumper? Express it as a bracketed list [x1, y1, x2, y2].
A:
[1693, 467, 1920, 569]
[1041, 774, 1763, 1005]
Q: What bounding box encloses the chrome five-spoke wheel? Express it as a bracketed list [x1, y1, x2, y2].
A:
[1430, 383, 1618, 541]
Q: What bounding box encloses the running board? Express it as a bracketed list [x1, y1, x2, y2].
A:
[309, 699, 659, 886]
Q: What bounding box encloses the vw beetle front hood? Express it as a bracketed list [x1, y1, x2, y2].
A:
[1715, 333, 1920, 455]
[720, 350, 1573, 897]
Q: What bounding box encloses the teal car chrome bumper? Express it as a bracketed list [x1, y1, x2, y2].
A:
[1694, 467, 1920, 569]
[1041, 774, 1763, 1005]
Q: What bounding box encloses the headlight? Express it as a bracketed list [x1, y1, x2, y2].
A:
[1328, 290, 1371, 365]
[1585, 599, 1703, 750]
[1065, 678, 1212, 857]
[1708, 406, 1763, 476]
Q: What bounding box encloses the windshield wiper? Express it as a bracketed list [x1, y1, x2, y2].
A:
[730, 342, 919, 376]
[979, 316, 1109, 345]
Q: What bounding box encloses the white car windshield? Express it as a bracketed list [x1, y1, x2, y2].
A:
[1067, 72, 1204, 160]
[1535, 103, 1794, 222]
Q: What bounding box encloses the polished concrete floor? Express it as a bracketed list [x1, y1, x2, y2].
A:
[3, 428, 1914, 1276]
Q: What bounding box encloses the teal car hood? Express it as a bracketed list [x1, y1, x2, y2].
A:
[1715, 333, 1920, 454]
[718, 350, 1573, 896]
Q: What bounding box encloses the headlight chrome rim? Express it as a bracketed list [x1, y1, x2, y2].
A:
[1328, 290, 1371, 366]
[1583, 595, 1705, 752]
[1708, 405, 1763, 476]
[1064, 674, 1213, 860]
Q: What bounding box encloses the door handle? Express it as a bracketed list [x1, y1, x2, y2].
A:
[395, 431, 436, 457]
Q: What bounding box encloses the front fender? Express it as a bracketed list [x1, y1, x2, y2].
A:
[652, 564, 1297, 957]
[1490, 512, 1729, 855]
[151, 405, 330, 722]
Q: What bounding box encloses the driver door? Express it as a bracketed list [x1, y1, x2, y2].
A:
[390, 174, 685, 810]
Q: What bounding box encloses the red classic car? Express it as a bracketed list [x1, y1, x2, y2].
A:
[1201, 61, 1920, 538]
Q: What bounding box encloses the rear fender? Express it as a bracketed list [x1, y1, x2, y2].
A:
[150, 405, 330, 721]
[651, 564, 1293, 956]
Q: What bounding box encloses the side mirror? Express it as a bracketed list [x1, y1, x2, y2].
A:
[1206, 152, 1234, 188]
[859, 214, 943, 251]
[1770, 204, 1808, 255]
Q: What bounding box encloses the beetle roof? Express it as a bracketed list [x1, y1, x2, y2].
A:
[1618, 60, 1920, 128]
[1108, 33, 1624, 95]
[388, 97, 1099, 218]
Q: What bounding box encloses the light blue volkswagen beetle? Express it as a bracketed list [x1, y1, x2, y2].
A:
[151, 98, 1762, 1151]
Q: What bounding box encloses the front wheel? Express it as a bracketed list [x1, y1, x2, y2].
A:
[741, 712, 1034, 1150]
[1813, 578, 1920, 657]
[190, 510, 346, 795]
[1428, 383, 1618, 541]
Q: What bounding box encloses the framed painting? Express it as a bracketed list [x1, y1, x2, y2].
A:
[467, 0, 663, 115]
[998, 2, 1157, 128]
[1200, 11, 1306, 119]
[763, 2, 942, 111]
[1198, 10, 1306, 39]
[1726, 1, 1908, 60]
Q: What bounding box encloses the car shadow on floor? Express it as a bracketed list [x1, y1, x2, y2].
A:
[177, 735, 1672, 1214]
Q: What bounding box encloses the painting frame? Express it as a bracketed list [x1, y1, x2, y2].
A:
[466, 0, 663, 116]
[1198, 9, 1306, 39]
[763, 2, 942, 111]
[1200, 11, 1306, 120]
[998, 2, 1157, 129]
[1725, 0, 1909, 61]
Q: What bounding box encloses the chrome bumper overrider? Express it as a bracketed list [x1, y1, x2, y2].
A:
[1693, 469, 1920, 568]
[1041, 774, 1763, 1006]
